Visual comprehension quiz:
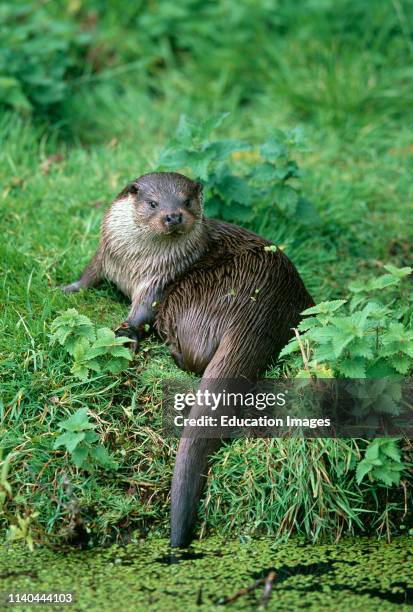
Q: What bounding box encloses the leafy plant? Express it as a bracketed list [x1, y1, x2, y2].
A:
[7, 512, 39, 551]
[281, 266, 412, 491]
[0, 450, 12, 511]
[50, 309, 133, 380]
[0, 4, 90, 114]
[158, 114, 318, 226]
[53, 408, 118, 471]
[50, 309, 96, 355]
[356, 438, 405, 486]
[281, 265, 413, 379]
[0, 451, 39, 550]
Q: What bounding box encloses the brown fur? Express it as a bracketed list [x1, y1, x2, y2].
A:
[156, 219, 314, 546]
[61, 172, 207, 347]
[61, 172, 314, 547]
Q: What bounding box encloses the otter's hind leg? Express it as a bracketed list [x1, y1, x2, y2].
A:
[169, 347, 186, 370]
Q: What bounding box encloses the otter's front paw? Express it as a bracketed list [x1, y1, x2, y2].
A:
[60, 281, 82, 293]
[114, 322, 140, 353]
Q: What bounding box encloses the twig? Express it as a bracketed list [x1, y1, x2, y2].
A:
[220, 570, 278, 606]
[400, 478, 408, 519]
[292, 327, 311, 374]
[219, 578, 265, 604]
[261, 570, 277, 608]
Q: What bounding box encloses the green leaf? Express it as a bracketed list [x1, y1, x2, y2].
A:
[157, 147, 192, 170]
[205, 140, 250, 161]
[380, 440, 401, 463]
[84, 431, 99, 443]
[348, 279, 367, 294]
[279, 339, 300, 357]
[368, 274, 399, 290]
[70, 363, 89, 381]
[356, 460, 372, 484]
[366, 359, 398, 378]
[297, 316, 319, 331]
[187, 150, 215, 180]
[94, 327, 116, 345]
[309, 344, 334, 363]
[51, 309, 94, 334]
[221, 203, 254, 223]
[105, 358, 130, 374]
[175, 114, 195, 146]
[58, 408, 95, 433]
[372, 466, 402, 486]
[215, 175, 253, 205]
[260, 135, 287, 161]
[273, 184, 298, 214]
[109, 346, 133, 360]
[72, 336, 92, 360]
[252, 163, 281, 182]
[383, 264, 412, 278]
[50, 309, 95, 355]
[390, 354, 411, 374]
[374, 393, 401, 415]
[331, 330, 353, 358]
[0, 77, 32, 112]
[302, 300, 347, 316]
[205, 195, 223, 217]
[201, 112, 230, 135]
[348, 339, 374, 359]
[365, 441, 380, 461]
[338, 357, 366, 378]
[71, 444, 89, 468]
[308, 327, 336, 344]
[90, 445, 118, 470]
[53, 431, 85, 452]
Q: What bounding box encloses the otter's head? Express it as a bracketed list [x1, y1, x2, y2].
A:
[123, 172, 203, 237]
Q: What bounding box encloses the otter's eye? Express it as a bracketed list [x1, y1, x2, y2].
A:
[148, 201, 158, 209]
[184, 199, 192, 208]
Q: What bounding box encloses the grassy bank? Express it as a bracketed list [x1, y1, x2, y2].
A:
[1, 0, 413, 548]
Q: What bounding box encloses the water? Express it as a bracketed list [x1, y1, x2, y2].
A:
[1, 536, 412, 610]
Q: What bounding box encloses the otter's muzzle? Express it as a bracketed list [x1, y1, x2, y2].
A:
[163, 212, 184, 233]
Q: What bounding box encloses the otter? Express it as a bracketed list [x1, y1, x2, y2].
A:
[61, 171, 314, 547]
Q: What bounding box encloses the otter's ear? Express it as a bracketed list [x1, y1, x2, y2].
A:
[128, 182, 139, 195]
[193, 181, 203, 195]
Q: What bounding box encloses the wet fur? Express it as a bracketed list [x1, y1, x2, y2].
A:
[101, 194, 206, 300]
[61, 172, 314, 548]
[156, 219, 314, 546]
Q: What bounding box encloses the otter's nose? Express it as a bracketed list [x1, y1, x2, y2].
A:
[164, 213, 183, 226]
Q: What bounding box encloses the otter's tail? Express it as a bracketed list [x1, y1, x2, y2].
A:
[170, 332, 275, 548]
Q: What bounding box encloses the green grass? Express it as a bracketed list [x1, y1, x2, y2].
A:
[1, 0, 413, 548]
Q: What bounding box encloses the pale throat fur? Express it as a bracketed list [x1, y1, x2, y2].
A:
[101, 194, 208, 301]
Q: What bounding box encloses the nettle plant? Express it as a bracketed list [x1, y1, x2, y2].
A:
[356, 438, 404, 486]
[50, 309, 133, 381]
[53, 408, 118, 471]
[281, 264, 412, 488]
[0, 4, 90, 114]
[281, 264, 413, 378]
[158, 113, 318, 227]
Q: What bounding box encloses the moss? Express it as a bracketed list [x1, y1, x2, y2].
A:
[1, 536, 412, 611]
